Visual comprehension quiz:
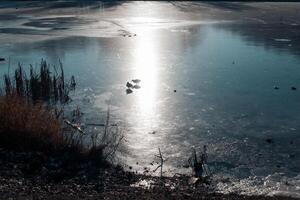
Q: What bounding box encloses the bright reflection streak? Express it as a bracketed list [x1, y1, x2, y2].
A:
[131, 29, 159, 129]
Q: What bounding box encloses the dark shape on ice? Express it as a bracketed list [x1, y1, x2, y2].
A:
[266, 138, 273, 143]
[126, 88, 133, 94]
[289, 154, 295, 158]
[291, 87, 297, 90]
[126, 82, 133, 88]
[132, 79, 141, 83]
[274, 86, 279, 90]
[133, 85, 141, 89]
[0, 58, 5, 61]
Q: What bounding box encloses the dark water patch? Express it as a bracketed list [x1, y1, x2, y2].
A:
[0, 14, 25, 21]
[0, 28, 49, 35]
[0, 1, 122, 10]
[0, 1, 43, 9]
[216, 22, 300, 56]
[204, 2, 254, 11]
[170, 1, 253, 13]
[23, 17, 97, 29]
[45, 1, 122, 9]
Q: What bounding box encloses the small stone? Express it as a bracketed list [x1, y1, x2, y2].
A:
[289, 154, 295, 158]
[291, 87, 297, 90]
[266, 138, 273, 143]
[174, 90, 177, 93]
[274, 86, 279, 90]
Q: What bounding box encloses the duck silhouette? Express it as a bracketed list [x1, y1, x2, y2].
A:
[132, 79, 141, 84]
[125, 79, 142, 94]
[133, 85, 141, 89]
[126, 82, 133, 88]
[126, 88, 133, 94]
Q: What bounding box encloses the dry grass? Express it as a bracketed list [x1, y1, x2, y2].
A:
[0, 60, 123, 171]
[0, 94, 63, 152]
[4, 60, 75, 104]
[0, 60, 76, 152]
[0, 93, 122, 167]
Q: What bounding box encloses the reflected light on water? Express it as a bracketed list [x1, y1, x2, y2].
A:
[132, 29, 160, 130]
[116, 3, 166, 132]
[122, 3, 166, 164]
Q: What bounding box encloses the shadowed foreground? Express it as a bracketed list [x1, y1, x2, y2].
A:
[0, 148, 298, 200]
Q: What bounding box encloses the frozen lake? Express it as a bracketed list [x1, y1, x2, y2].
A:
[0, 1, 300, 197]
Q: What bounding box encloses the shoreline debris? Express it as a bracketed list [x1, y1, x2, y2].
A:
[188, 146, 211, 179]
[64, 119, 84, 134]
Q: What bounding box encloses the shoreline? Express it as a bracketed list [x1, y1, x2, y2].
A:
[0, 149, 298, 200]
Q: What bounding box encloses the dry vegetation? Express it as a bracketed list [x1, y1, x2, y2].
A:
[4, 60, 75, 104]
[0, 60, 122, 167]
[0, 94, 62, 152]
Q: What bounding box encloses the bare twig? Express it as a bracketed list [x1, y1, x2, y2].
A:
[153, 148, 165, 177]
[64, 119, 84, 134]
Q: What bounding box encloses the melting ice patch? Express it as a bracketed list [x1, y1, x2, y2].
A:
[274, 38, 292, 42]
[94, 92, 114, 111]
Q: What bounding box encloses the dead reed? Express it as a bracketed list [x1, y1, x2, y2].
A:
[4, 60, 76, 104]
[0, 60, 123, 167]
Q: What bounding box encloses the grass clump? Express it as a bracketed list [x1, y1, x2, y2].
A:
[0, 60, 123, 176]
[4, 59, 75, 104]
[0, 59, 73, 152]
[0, 94, 63, 152]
